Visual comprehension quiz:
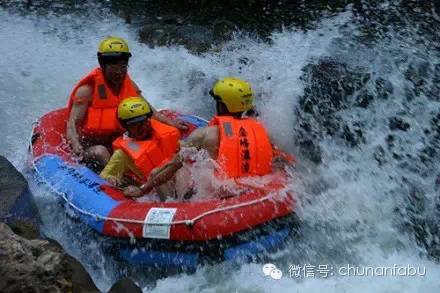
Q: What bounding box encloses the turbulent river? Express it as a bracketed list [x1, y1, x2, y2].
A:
[0, 1, 439, 291]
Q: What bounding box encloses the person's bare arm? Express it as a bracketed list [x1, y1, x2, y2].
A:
[135, 128, 208, 194]
[66, 85, 92, 155]
[180, 127, 208, 149]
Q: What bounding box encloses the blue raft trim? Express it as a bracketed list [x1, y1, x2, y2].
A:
[118, 228, 290, 268]
[34, 155, 118, 233]
[179, 114, 208, 128]
[119, 248, 199, 268]
[223, 228, 290, 262]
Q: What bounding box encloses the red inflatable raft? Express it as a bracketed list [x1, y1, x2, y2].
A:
[30, 108, 296, 266]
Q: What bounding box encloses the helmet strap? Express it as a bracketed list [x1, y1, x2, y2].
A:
[215, 101, 229, 116]
[216, 101, 242, 118]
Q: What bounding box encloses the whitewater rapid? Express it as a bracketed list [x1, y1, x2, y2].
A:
[1, 3, 439, 292]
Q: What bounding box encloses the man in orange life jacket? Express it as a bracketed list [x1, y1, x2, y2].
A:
[66, 36, 187, 169]
[100, 97, 180, 192]
[123, 77, 293, 198]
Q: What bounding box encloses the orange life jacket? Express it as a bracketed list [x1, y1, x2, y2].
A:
[112, 119, 180, 179]
[67, 67, 139, 138]
[209, 116, 273, 178]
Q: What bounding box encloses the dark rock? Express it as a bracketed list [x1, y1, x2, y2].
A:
[389, 117, 410, 131]
[295, 58, 373, 160]
[354, 89, 374, 108]
[175, 25, 214, 52]
[109, 277, 142, 293]
[299, 58, 371, 116]
[0, 157, 98, 292]
[386, 134, 395, 149]
[0, 155, 40, 238]
[405, 58, 432, 87]
[403, 57, 438, 101]
[114, 0, 346, 44]
[435, 1, 440, 15]
[161, 14, 185, 25]
[212, 19, 236, 42]
[431, 112, 440, 134]
[373, 145, 386, 166]
[0, 223, 99, 293]
[392, 152, 402, 160]
[298, 138, 322, 164]
[139, 21, 215, 53]
[421, 146, 436, 159]
[7, 219, 40, 240]
[404, 184, 440, 262]
[375, 78, 393, 99]
[139, 23, 177, 48]
[341, 124, 365, 147]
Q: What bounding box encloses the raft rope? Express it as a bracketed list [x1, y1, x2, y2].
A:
[29, 121, 288, 227]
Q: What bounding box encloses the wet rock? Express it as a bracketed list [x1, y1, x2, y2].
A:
[139, 23, 177, 47]
[375, 77, 394, 99]
[405, 58, 432, 88]
[389, 117, 410, 131]
[212, 19, 236, 42]
[0, 223, 99, 293]
[373, 145, 386, 166]
[404, 57, 437, 101]
[295, 58, 372, 161]
[403, 185, 440, 262]
[435, 1, 440, 15]
[431, 112, 440, 136]
[420, 146, 436, 159]
[354, 89, 374, 108]
[299, 58, 371, 116]
[341, 123, 365, 147]
[175, 25, 215, 52]
[109, 277, 142, 293]
[385, 134, 395, 149]
[139, 21, 215, 53]
[0, 156, 99, 292]
[0, 155, 39, 238]
[297, 138, 322, 164]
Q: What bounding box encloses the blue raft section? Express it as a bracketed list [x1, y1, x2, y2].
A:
[119, 228, 290, 268]
[33, 113, 292, 268]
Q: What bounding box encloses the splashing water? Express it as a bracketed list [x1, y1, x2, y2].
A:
[1, 1, 440, 292]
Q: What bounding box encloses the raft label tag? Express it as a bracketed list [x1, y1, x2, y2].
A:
[143, 208, 177, 239]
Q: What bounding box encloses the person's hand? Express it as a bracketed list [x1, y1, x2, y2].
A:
[71, 142, 84, 160]
[107, 177, 122, 187]
[173, 119, 189, 131]
[215, 184, 237, 199]
[123, 185, 143, 198]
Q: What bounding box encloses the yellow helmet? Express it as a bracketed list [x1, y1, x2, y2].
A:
[210, 77, 254, 113]
[117, 97, 152, 123]
[97, 36, 132, 58]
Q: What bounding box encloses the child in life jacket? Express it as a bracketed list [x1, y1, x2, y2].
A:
[100, 97, 180, 198]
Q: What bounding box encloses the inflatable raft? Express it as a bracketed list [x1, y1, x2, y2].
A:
[30, 108, 296, 268]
